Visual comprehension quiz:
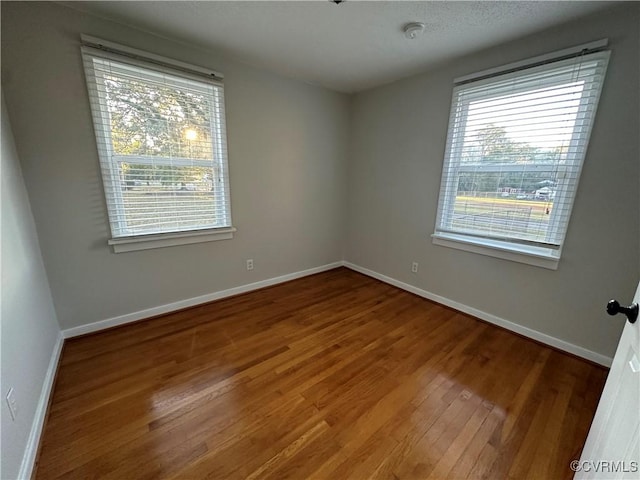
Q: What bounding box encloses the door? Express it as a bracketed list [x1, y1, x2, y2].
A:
[576, 283, 640, 479]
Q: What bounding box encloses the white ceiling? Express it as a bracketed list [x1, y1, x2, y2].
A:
[65, 1, 615, 93]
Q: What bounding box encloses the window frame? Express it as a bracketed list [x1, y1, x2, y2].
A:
[433, 46, 610, 269]
[81, 36, 234, 253]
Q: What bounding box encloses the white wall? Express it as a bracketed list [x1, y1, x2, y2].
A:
[1, 2, 350, 330]
[345, 4, 640, 359]
[2, 2, 638, 359]
[0, 2, 638, 476]
[1, 95, 61, 479]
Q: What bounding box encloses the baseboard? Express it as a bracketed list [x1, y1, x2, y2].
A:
[18, 331, 64, 480]
[61, 259, 612, 366]
[18, 259, 609, 479]
[62, 262, 343, 338]
[343, 261, 612, 367]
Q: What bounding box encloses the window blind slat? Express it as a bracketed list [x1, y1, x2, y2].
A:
[82, 45, 233, 239]
[435, 50, 609, 252]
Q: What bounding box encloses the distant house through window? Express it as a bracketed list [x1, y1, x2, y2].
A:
[433, 44, 610, 268]
[81, 37, 234, 252]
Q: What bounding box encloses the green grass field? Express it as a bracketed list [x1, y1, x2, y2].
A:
[452, 195, 553, 241]
[123, 191, 217, 232]
[455, 196, 553, 219]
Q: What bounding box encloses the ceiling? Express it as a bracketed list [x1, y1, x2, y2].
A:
[64, 1, 615, 93]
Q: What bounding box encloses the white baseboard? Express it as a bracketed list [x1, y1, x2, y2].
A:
[19, 259, 608, 480]
[62, 262, 343, 338]
[18, 331, 64, 480]
[61, 257, 612, 364]
[343, 262, 612, 367]
[61, 259, 612, 367]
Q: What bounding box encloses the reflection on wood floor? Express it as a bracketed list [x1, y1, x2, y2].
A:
[35, 267, 606, 479]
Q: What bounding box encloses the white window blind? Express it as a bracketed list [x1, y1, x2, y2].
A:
[434, 49, 609, 259]
[82, 44, 232, 241]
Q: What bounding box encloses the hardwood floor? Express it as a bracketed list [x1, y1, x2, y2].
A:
[35, 267, 607, 479]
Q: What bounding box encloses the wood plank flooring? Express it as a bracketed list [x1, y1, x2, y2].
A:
[35, 267, 607, 479]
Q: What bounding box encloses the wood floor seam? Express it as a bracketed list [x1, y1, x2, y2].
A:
[34, 267, 606, 480]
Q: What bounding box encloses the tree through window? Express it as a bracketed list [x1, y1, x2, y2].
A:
[82, 45, 232, 241]
[434, 49, 609, 262]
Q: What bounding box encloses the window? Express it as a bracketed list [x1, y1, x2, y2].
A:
[82, 37, 233, 252]
[433, 45, 609, 268]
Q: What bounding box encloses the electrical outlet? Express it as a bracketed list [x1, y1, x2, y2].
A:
[411, 262, 419, 273]
[6, 388, 18, 421]
[246, 259, 254, 271]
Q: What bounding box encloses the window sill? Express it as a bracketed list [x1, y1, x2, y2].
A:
[431, 232, 560, 270]
[108, 227, 236, 253]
